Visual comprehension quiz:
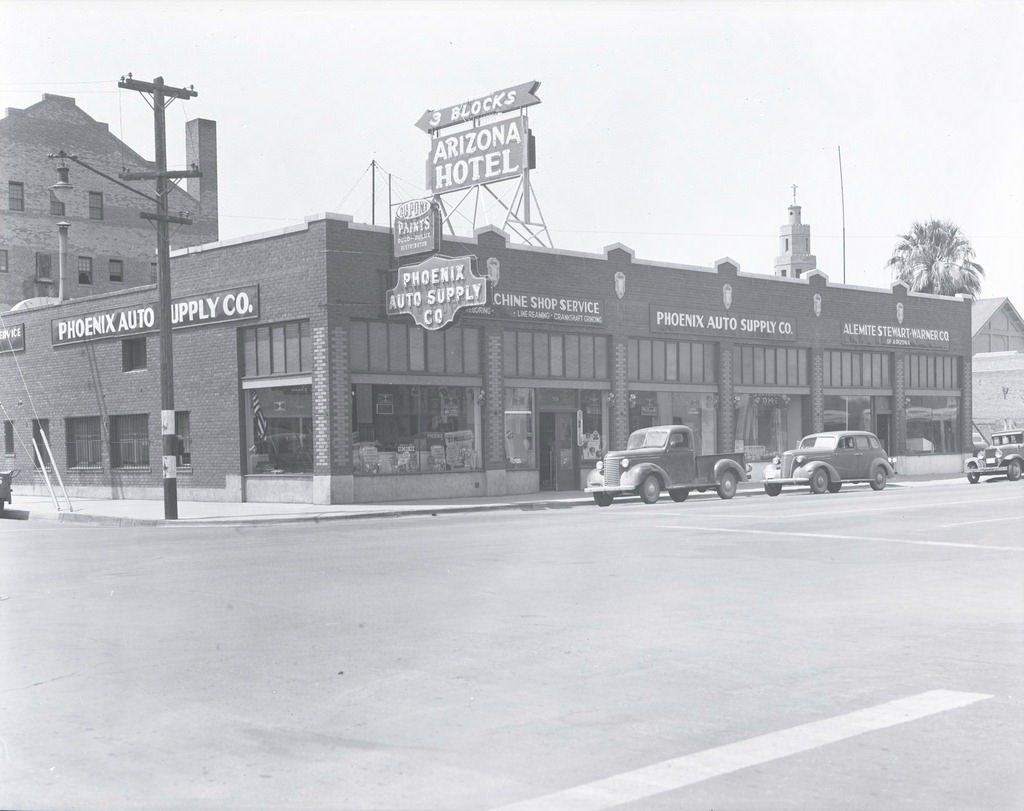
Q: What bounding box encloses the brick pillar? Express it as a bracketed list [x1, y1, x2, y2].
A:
[717, 341, 734, 453]
[961, 351, 972, 453]
[893, 352, 907, 455]
[484, 325, 505, 467]
[611, 337, 630, 449]
[810, 348, 825, 432]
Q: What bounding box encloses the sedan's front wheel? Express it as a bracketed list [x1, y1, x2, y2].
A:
[764, 483, 782, 497]
[809, 468, 829, 495]
[593, 493, 613, 507]
[869, 467, 888, 491]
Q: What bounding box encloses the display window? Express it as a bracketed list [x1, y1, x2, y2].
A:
[351, 383, 481, 474]
[246, 385, 313, 474]
[503, 387, 535, 468]
[627, 390, 717, 454]
[823, 394, 894, 453]
[905, 395, 960, 454]
[735, 394, 807, 461]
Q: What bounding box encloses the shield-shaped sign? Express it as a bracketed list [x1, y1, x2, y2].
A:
[614, 271, 626, 300]
[896, 302, 905, 324]
[813, 293, 822, 317]
[723, 284, 733, 310]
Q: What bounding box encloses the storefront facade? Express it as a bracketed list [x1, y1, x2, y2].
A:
[0, 213, 974, 504]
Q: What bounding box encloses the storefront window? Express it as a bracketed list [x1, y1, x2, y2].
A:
[906, 395, 960, 454]
[823, 394, 874, 433]
[247, 385, 313, 474]
[628, 390, 718, 454]
[735, 394, 806, 461]
[504, 387, 535, 468]
[351, 384, 481, 474]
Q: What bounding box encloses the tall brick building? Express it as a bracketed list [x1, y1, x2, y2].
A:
[0, 94, 218, 312]
[0, 210, 973, 505]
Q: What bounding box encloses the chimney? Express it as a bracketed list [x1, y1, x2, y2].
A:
[186, 118, 219, 240]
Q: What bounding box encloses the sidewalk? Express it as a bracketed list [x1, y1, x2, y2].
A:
[1, 474, 965, 528]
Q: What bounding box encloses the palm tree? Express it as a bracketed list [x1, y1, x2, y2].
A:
[886, 219, 985, 299]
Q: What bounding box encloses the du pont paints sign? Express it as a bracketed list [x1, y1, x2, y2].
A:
[427, 117, 530, 194]
[651, 306, 797, 340]
[393, 199, 440, 259]
[51, 285, 260, 346]
[0, 322, 26, 353]
[386, 255, 487, 330]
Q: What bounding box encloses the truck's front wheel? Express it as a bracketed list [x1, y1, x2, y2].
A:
[717, 470, 738, 500]
[639, 474, 661, 504]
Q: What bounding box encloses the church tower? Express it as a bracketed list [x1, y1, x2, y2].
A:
[774, 187, 817, 278]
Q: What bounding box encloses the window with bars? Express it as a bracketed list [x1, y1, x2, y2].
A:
[66, 416, 102, 469]
[3, 420, 13, 455]
[823, 350, 891, 388]
[9, 182, 24, 211]
[50, 191, 65, 216]
[734, 345, 807, 387]
[78, 256, 93, 285]
[89, 191, 104, 220]
[241, 320, 313, 377]
[109, 414, 149, 470]
[109, 259, 124, 282]
[36, 253, 53, 281]
[122, 337, 147, 371]
[630, 338, 716, 384]
[506, 330, 608, 379]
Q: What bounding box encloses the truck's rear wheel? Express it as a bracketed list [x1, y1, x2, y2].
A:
[717, 470, 738, 500]
[593, 493, 613, 507]
[669, 488, 689, 502]
[639, 474, 661, 504]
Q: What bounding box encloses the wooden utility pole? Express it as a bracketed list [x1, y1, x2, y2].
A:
[118, 75, 200, 520]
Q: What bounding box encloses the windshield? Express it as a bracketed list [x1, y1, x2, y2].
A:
[626, 428, 670, 450]
[798, 435, 837, 450]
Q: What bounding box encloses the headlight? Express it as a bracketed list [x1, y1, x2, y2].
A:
[621, 457, 630, 469]
[596, 460, 603, 471]
[795, 455, 806, 466]
[771, 455, 781, 465]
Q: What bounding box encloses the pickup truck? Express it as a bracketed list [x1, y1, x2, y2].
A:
[585, 424, 749, 506]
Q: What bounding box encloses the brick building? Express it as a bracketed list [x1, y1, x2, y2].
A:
[1, 94, 218, 312]
[0, 209, 974, 504]
[971, 298, 1024, 437]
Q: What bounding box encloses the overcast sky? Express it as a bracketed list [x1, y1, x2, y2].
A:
[4, 0, 1022, 304]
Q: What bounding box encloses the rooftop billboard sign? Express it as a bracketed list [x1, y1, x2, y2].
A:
[415, 81, 541, 133]
[426, 117, 529, 195]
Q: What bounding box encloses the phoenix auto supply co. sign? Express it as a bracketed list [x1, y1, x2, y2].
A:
[51, 285, 260, 346]
[386, 255, 487, 330]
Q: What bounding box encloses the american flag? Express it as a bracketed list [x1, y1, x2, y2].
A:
[251, 391, 268, 441]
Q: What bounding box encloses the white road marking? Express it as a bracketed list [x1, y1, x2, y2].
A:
[493, 690, 991, 811]
[655, 524, 1023, 551]
[935, 515, 1020, 529]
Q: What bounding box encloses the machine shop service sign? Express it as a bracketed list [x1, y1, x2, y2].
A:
[387, 255, 487, 330]
[0, 322, 26, 353]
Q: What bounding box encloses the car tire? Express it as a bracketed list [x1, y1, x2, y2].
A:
[828, 481, 842, 493]
[593, 493, 613, 507]
[967, 472, 980, 484]
[1007, 460, 1022, 482]
[809, 468, 829, 495]
[717, 470, 738, 500]
[869, 467, 888, 491]
[764, 483, 782, 497]
[669, 488, 689, 502]
[639, 474, 661, 504]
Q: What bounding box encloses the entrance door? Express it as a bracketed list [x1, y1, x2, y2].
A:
[539, 412, 577, 491]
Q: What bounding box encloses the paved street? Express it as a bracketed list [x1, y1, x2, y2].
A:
[2, 481, 1022, 810]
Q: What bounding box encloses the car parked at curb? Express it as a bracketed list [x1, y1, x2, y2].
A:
[965, 429, 1024, 483]
[585, 424, 749, 506]
[762, 430, 895, 496]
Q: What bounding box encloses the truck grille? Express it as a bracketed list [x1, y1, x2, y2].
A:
[602, 458, 621, 486]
